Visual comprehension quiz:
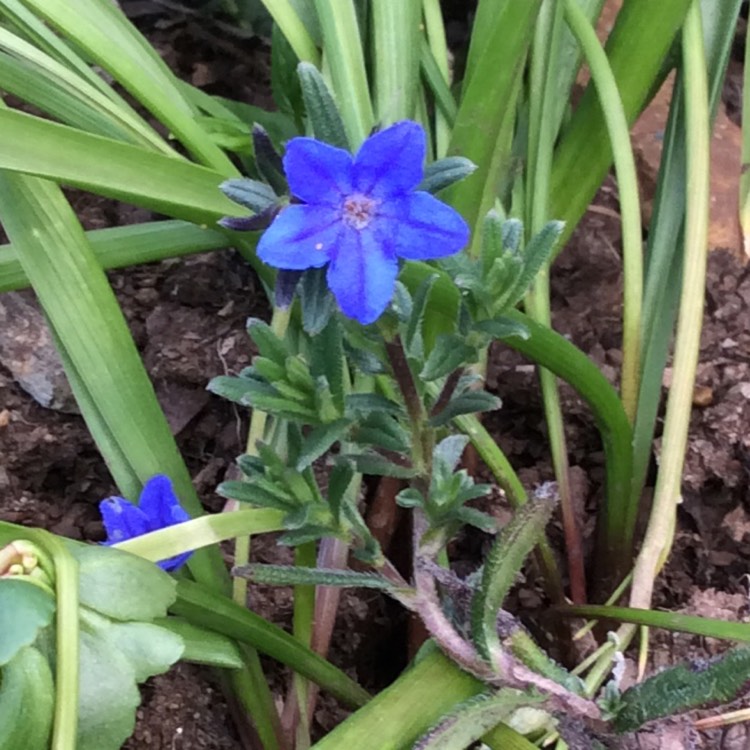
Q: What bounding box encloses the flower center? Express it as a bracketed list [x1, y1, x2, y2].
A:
[342, 194, 378, 230]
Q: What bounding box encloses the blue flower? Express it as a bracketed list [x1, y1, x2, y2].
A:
[99, 475, 193, 572]
[257, 121, 470, 325]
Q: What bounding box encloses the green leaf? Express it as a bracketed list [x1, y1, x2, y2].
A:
[0, 220, 232, 295]
[0, 108, 242, 226]
[341, 453, 417, 479]
[0, 579, 55, 666]
[405, 273, 439, 358]
[20, 0, 235, 172]
[296, 419, 352, 470]
[371, 0, 421, 124]
[247, 317, 290, 365]
[297, 62, 349, 149]
[327, 461, 354, 523]
[413, 691, 541, 750]
[396, 487, 424, 509]
[429, 391, 501, 427]
[420, 333, 476, 381]
[455, 507, 497, 533]
[614, 647, 750, 733]
[299, 266, 337, 334]
[218, 479, 296, 512]
[208, 375, 318, 422]
[172, 579, 371, 708]
[471, 500, 555, 662]
[444, 0, 542, 234]
[76, 628, 142, 750]
[272, 23, 305, 123]
[353, 412, 411, 454]
[69, 543, 177, 622]
[220, 177, 278, 211]
[0, 646, 54, 750]
[314, 0, 374, 146]
[100, 620, 184, 683]
[252, 124, 287, 195]
[310, 316, 346, 411]
[433, 435, 470, 473]
[344, 393, 404, 417]
[419, 157, 477, 195]
[153, 617, 243, 670]
[473, 317, 530, 341]
[233, 564, 399, 591]
[505, 220, 563, 307]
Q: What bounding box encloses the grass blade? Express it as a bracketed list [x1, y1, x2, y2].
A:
[0, 108, 243, 224]
[0, 221, 231, 292]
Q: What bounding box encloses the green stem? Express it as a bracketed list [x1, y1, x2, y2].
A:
[314, 0, 375, 147]
[502, 310, 634, 570]
[291, 542, 317, 749]
[227, 305, 292, 750]
[628, 0, 709, 611]
[44, 532, 79, 750]
[257, 0, 320, 65]
[525, 0, 586, 606]
[421, 0, 451, 157]
[562, 0, 643, 424]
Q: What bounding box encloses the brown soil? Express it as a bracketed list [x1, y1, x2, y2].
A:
[1, 4, 749, 749]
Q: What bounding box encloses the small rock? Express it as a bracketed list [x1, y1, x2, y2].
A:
[0, 291, 79, 413]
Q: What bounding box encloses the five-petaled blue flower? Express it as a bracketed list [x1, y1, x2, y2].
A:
[257, 121, 470, 325]
[100, 475, 193, 572]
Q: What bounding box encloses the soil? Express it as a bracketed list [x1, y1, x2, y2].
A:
[1, 4, 749, 749]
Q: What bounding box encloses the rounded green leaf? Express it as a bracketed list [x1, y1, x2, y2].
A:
[0, 579, 55, 666]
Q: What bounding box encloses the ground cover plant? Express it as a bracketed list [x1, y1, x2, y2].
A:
[0, 0, 749, 748]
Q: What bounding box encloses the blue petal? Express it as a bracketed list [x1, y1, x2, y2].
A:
[353, 121, 425, 199]
[326, 227, 399, 324]
[283, 138, 353, 205]
[258, 205, 342, 270]
[139, 475, 190, 529]
[100, 497, 151, 545]
[156, 550, 193, 572]
[379, 192, 470, 260]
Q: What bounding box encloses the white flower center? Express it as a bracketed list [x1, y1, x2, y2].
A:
[342, 194, 378, 230]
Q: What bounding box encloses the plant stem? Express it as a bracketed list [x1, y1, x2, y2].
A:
[562, 0, 643, 424]
[628, 0, 709, 611]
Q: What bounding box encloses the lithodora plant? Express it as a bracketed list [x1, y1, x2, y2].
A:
[1, 0, 749, 748]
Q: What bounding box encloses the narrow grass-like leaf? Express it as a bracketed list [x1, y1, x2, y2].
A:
[0, 170, 226, 588]
[0, 26, 168, 150]
[370, 0, 421, 125]
[314, 0, 374, 146]
[172, 579, 371, 708]
[419, 38, 457, 127]
[153, 618, 244, 669]
[444, 0, 541, 233]
[550, 0, 692, 249]
[560, 604, 750, 643]
[258, 0, 320, 65]
[112, 509, 286, 564]
[633, 0, 742, 521]
[0, 221, 231, 293]
[310, 648, 483, 750]
[20, 0, 236, 172]
[0, 109, 243, 224]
